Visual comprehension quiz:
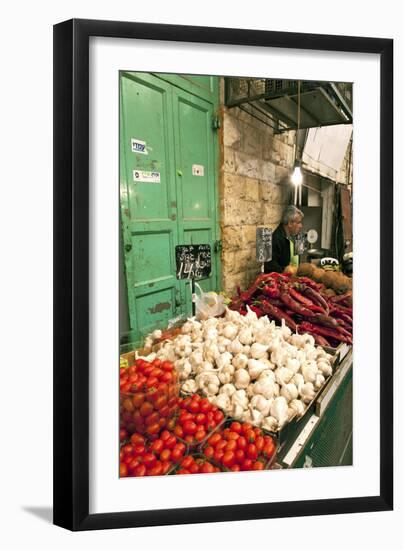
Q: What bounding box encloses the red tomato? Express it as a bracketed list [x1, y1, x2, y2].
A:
[263, 442, 275, 458]
[152, 358, 162, 367]
[120, 428, 128, 442]
[200, 462, 215, 474]
[128, 458, 140, 473]
[214, 450, 224, 463]
[214, 410, 225, 423]
[184, 435, 194, 444]
[225, 440, 237, 452]
[195, 413, 206, 425]
[176, 468, 190, 475]
[150, 367, 163, 379]
[142, 453, 157, 469]
[194, 429, 207, 442]
[187, 400, 200, 414]
[146, 423, 160, 436]
[255, 436, 265, 453]
[160, 448, 171, 462]
[147, 461, 163, 476]
[160, 430, 171, 441]
[145, 411, 160, 427]
[122, 444, 133, 455]
[207, 433, 222, 447]
[179, 411, 193, 424]
[235, 449, 245, 464]
[161, 361, 174, 372]
[222, 451, 235, 468]
[180, 456, 193, 470]
[241, 422, 253, 434]
[130, 433, 145, 446]
[171, 447, 183, 462]
[150, 439, 164, 455]
[230, 464, 241, 472]
[241, 458, 253, 471]
[166, 418, 176, 431]
[246, 444, 258, 460]
[154, 395, 168, 410]
[146, 376, 159, 389]
[133, 444, 146, 456]
[216, 440, 228, 452]
[174, 425, 184, 438]
[229, 421, 242, 433]
[159, 405, 171, 418]
[189, 462, 199, 474]
[161, 371, 173, 384]
[199, 399, 212, 413]
[119, 463, 128, 477]
[164, 435, 177, 450]
[134, 464, 147, 477]
[226, 431, 239, 441]
[183, 420, 197, 435]
[139, 401, 154, 417]
[252, 461, 265, 471]
[204, 446, 214, 459]
[222, 428, 232, 440]
[160, 460, 172, 475]
[122, 398, 134, 412]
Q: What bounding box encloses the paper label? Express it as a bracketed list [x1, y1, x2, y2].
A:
[133, 170, 160, 183]
[192, 164, 204, 176]
[131, 138, 148, 155]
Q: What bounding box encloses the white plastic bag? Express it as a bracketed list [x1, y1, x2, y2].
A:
[194, 283, 225, 320]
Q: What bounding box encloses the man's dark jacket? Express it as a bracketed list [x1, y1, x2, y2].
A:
[264, 224, 290, 273]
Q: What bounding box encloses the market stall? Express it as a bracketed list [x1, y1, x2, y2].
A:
[119, 265, 353, 476]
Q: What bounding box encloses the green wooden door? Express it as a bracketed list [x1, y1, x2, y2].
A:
[120, 72, 220, 344]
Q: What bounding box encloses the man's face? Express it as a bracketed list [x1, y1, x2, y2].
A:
[287, 215, 303, 237]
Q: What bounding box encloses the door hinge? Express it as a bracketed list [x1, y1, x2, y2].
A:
[212, 115, 221, 130]
[214, 240, 222, 253]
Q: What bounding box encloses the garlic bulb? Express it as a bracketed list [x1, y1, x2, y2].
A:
[289, 399, 305, 417]
[318, 361, 332, 377]
[219, 383, 236, 397]
[222, 323, 238, 340]
[232, 403, 244, 419]
[300, 382, 316, 403]
[250, 342, 269, 359]
[234, 368, 250, 389]
[275, 366, 293, 385]
[270, 396, 289, 427]
[232, 353, 248, 370]
[239, 327, 253, 345]
[292, 373, 305, 393]
[253, 378, 276, 399]
[212, 393, 231, 413]
[258, 369, 276, 383]
[250, 395, 273, 416]
[247, 359, 268, 380]
[314, 374, 326, 389]
[262, 416, 279, 432]
[301, 363, 317, 383]
[280, 383, 299, 402]
[231, 389, 249, 410]
[181, 379, 197, 393]
[286, 357, 300, 374]
[218, 366, 233, 385]
[228, 338, 243, 355]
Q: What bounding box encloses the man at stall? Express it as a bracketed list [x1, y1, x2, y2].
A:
[264, 205, 304, 273]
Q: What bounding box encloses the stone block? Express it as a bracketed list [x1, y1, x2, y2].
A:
[244, 177, 260, 201]
[222, 146, 236, 174]
[242, 124, 263, 157]
[259, 160, 276, 183]
[259, 181, 284, 204]
[234, 151, 261, 179]
[262, 203, 283, 225]
[223, 114, 241, 149]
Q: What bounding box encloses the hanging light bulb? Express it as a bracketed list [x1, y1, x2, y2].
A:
[291, 161, 303, 186]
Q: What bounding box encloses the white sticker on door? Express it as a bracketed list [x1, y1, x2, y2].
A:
[133, 170, 161, 183]
[131, 138, 148, 155]
[192, 164, 204, 176]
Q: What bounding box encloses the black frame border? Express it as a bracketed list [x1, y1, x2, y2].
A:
[53, 19, 393, 531]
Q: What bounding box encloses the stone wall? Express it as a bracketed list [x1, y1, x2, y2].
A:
[219, 85, 296, 295]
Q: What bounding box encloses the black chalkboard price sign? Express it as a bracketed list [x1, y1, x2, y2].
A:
[256, 227, 272, 263]
[175, 244, 212, 280]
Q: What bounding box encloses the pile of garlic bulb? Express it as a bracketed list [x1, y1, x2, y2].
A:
[141, 307, 334, 432]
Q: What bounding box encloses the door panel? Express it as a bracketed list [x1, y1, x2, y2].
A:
[120, 73, 179, 343]
[172, 87, 220, 316]
[120, 73, 220, 343]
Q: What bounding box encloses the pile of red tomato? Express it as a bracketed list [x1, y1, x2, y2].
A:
[119, 358, 277, 477]
[120, 357, 179, 438]
[120, 430, 187, 477]
[201, 421, 276, 471]
[173, 394, 225, 447]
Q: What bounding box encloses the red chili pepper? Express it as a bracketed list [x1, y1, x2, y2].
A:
[279, 291, 313, 317]
[306, 314, 340, 329]
[298, 284, 329, 314]
[299, 322, 352, 344]
[262, 284, 280, 299]
[330, 291, 352, 304]
[311, 334, 330, 347]
[259, 299, 297, 331]
[288, 287, 326, 314]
